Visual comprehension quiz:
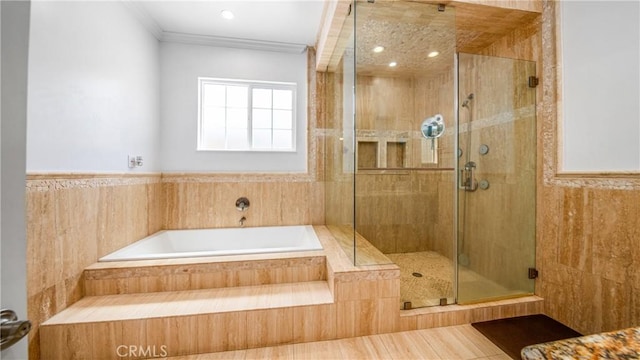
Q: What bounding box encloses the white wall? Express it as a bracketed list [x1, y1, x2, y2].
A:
[26, 1, 160, 172]
[561, 1, 640, 172]
[1, 1, 30, 357]
[160, 42, 308, 172]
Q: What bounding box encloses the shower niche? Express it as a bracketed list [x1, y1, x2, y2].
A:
[323, 0, 538, 309]
[356, 139, 409, 169]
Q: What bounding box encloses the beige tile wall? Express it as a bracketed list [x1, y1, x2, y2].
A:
[536, 0, 640, 335]
[347, 73, 457, 258]
[538, 186, 640, 334]
[162, 177, 324, 229]
[26, 174, 163, 359]
[319, 64, 356, 230]
[355, 171, 454, 257]
[469, 0, 640, 334]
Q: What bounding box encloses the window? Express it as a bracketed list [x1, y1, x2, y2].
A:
[198, 78, 296, 151]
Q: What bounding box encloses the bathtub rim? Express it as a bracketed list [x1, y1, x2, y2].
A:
[97, 224, 325, 263]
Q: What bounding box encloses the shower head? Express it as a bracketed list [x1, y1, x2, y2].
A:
[461, 93, 474, 108]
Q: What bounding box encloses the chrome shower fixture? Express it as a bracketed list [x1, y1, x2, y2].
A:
[459, 161, 478, 192]
[235, 197, 250, 211]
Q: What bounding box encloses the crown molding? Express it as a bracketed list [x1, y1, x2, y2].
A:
[121, 0, 308, 53]
[121, 0, 163, 40]
[161, 32, 308, 54]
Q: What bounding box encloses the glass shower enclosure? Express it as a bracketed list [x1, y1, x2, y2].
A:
[323, 0, 536, 309]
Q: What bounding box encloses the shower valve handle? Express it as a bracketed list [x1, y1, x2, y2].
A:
[459, 162, 478, 192]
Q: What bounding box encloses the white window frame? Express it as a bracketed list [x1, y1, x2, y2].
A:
[197, 77, 297, 152]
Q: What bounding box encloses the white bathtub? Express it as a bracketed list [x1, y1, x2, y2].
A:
[99, 225, 323, 262]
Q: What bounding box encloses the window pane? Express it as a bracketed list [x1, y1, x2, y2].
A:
[226, 86, 248, 108]
[227, 128, 248, 149]
[253, 88, 272, 109]
[198, 79, 296, 152]
[203, 84, 225, 107]
[203, 107, 226, 128]
[202, 127, 225, 149]
[252, 129, 272, 149]
[253, 109, 272, 129]
[273, 130, 293, 149]
[227, 108, 248, 129]
[273, 89, 293, 110]
[273, 110, 292, 129]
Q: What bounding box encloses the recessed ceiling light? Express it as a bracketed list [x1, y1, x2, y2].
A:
[373, 46, 385, 53]
[220, 10, 234, 20]
[388, 61, 397, 67]
[428, 51, 440, 58]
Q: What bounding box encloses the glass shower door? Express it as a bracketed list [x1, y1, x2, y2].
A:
[353, 1, 457, 309]
[457, 53, 537, 304]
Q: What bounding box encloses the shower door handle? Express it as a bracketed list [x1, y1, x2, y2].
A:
[459, 162, 478, 192]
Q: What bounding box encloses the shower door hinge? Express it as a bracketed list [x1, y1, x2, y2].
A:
[528, 268, 539, 279]
[528, 76, 539, 88]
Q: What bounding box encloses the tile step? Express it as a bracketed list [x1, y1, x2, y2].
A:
[83, 255, 327, 296]
[42, 281, 333, 325]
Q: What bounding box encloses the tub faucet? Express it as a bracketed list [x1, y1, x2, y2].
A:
[239, 216, 246, 227]
[235, 197, 250, 212]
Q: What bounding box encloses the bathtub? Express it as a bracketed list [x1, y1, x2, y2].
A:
[99, 225, 323, 262]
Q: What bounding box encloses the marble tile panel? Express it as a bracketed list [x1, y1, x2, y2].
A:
[245, 308, 294, 349]
[292, 304, 337, 343]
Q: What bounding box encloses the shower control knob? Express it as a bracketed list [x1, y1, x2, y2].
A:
[479, 144, 490, 155]
[479, 179, 490, 190]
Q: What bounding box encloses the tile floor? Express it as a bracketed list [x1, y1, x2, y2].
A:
[389, 251, 527, 308]
[168, 324, 510, 359]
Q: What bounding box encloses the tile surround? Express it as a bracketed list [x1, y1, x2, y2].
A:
[26, 173, 163, 360]
[39, 226, 544, 358]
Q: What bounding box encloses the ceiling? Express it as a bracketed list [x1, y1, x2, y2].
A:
[355, 1, 456, 77]
[137, 1, 325, 47]
[135, 1, 540, 75]
[324, 1, 540, 76]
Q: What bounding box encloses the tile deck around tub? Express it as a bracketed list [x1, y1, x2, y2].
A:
[84, 225, 396, 274]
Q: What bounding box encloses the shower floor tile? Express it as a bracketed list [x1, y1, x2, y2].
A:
[387, 251, 523, 309]
[387, 251, 454, 308]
